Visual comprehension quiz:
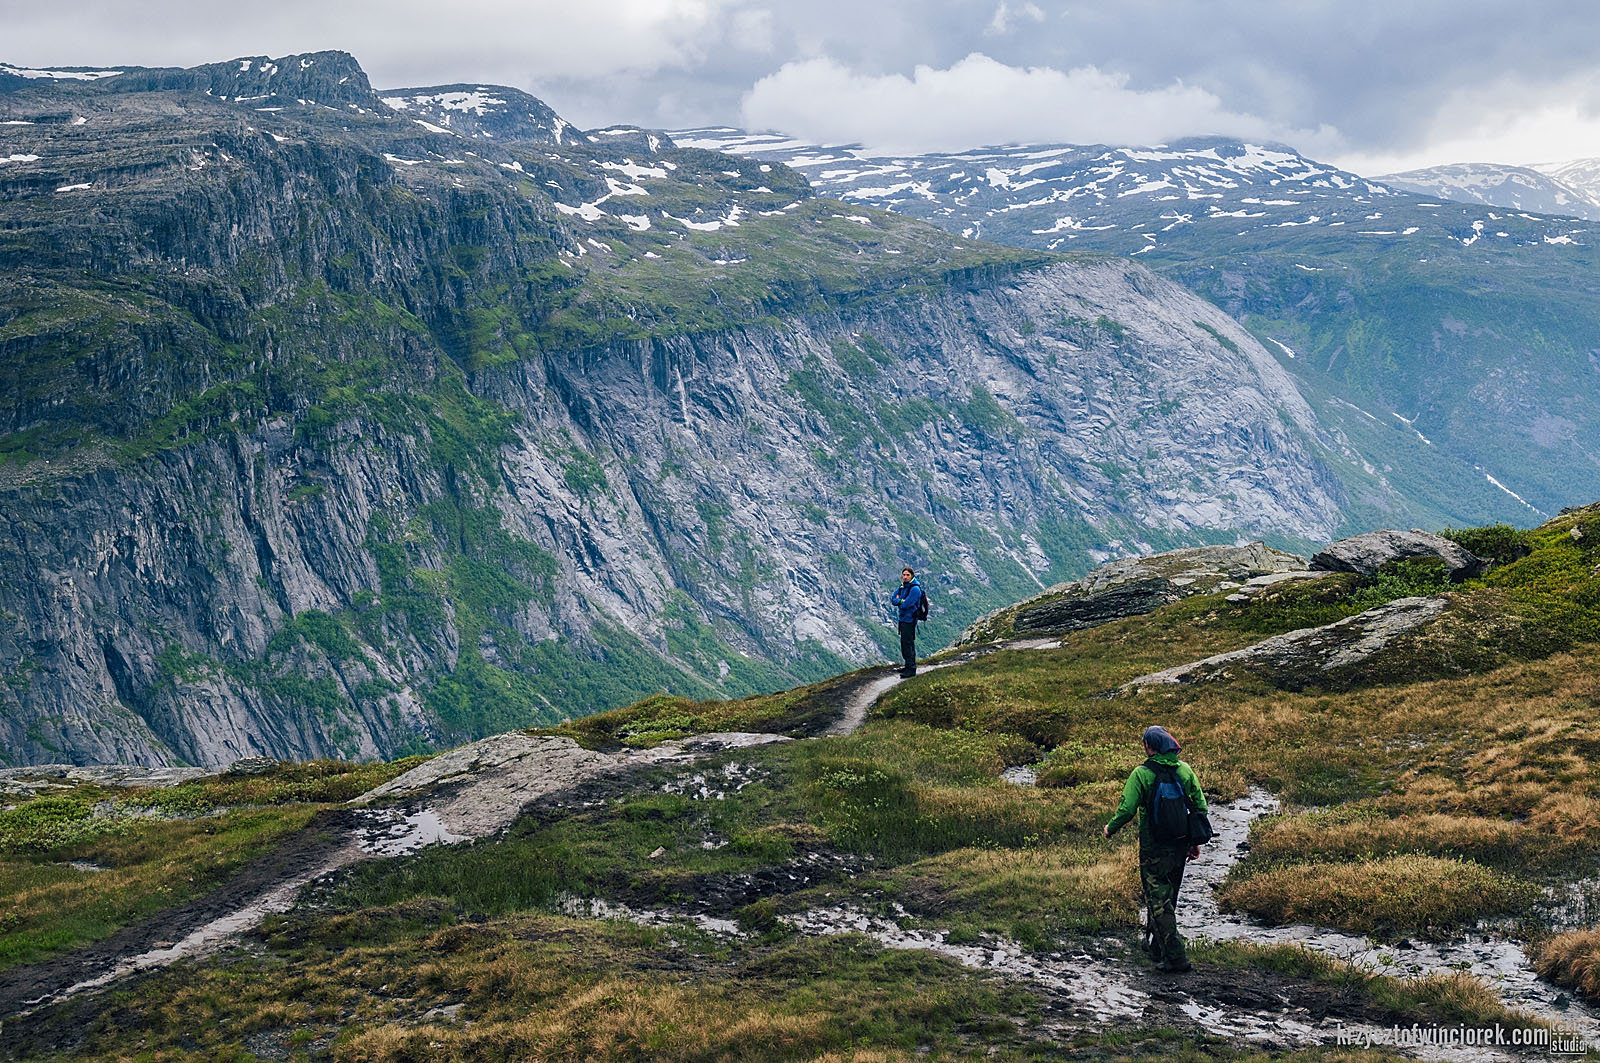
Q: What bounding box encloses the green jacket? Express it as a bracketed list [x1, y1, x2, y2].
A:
[1106, 752, 1208, 848]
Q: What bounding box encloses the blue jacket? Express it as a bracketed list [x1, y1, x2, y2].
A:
[892, 580, 924, 623]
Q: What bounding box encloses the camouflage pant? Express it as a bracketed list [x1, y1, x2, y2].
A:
[1139, 845, 1189, 964]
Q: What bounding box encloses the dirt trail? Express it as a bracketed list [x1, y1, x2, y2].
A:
[825, 635, 1063, 737]
[1183, 788, 1600, 1043]
[559, 787, 1569, 1061]
[1, 731, 790, 1017]
[3, 637, 1059, 1018]
[0, 808, 360, 1018]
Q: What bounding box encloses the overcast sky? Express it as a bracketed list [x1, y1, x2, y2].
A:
[5, 0, 1600, 174]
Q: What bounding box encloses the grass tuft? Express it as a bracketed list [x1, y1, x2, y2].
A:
[1218, 853, 1536, 938]
[1535, 928, 1600, 1003]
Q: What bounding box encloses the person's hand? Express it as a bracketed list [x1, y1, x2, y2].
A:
[1187, 845, 1200, 861]
[1102, 824, 1112, 839]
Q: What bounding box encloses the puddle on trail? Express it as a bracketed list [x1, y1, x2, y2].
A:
[785, 904, 1148, 1022]
[565, 895, 1414, 1051]
[661, 761, 765, 800]
[355, 808, 468, 856]
[1186, 788, 1600, 1043]
[560, 895, 746, 937]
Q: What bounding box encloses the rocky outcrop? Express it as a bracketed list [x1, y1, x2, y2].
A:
[351, 730, 789, 842]
[957, 543, 1308, 646]
[1122, 595, 1450, 691]
[1311, 530, 1489, 581]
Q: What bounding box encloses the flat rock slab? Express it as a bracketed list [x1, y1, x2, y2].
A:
[1311, 529, 1488, 580]
[0, 764, 210, 797]
[1123, 595, 1450, 691]
[351, 730, 791, 841]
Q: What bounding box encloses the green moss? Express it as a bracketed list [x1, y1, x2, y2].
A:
[1094, 314, 1127, 342]
[959, 383, 1021, 435]
[562, 450, 609, 496]
[1194, 319, 1240, 354]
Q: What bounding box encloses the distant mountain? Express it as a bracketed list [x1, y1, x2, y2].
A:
[675, 129, 1600, 524]
[377, 84, 575, 144]
[671, 131, 1401, 250]
[2, 52, 1399, 768]
[1531, 157, 1600, 209]
[1379, 162, 1600, 221]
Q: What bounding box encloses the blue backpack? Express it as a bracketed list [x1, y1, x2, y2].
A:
[1147, 760, 1201, 845]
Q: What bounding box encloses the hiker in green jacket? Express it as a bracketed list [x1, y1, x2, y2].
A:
[1102, 725, 1208, 973]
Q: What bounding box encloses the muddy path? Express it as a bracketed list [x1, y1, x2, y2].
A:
[0, 808, 360, 1018]
[12, 627, 1591, 1061]
[0, 732, 791, 1021]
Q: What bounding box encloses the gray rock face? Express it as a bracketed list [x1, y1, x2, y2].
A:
[1311, 530, 1488, 580]
[1123, 595, 1450, 691]
[958, 543, 1308, 645]
[0, 52, 1423, 768]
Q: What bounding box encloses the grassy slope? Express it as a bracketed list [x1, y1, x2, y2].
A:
[0, 760, 421, 970]
[6, 505, 1599, 1059]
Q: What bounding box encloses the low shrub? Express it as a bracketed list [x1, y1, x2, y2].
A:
[0, 796, 132, 854]
[1442, 524, 1533, 567]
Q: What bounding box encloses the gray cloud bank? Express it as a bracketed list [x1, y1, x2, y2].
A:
[4, 1, 1599, 166]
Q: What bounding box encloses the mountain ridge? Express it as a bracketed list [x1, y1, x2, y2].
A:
[0, 50, 1404, 768]
[671, 127, 1600, 524]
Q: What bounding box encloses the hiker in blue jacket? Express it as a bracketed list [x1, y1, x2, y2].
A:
[890, 568, 924, 677]
[1104, 725, 1208, 973]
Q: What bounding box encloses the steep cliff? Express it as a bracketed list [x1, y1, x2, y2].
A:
[1, 52, 1374, 767]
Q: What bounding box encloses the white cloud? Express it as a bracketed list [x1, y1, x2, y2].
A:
[740, 52, 1336, 156]
[985, 2, 1045, 36]
[1337, 74, 1600, 174]
[728, 8, 776, 53]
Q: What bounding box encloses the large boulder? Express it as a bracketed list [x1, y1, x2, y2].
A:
[957, 542, 1308, 646]
[1122, 595, 1450, 692]
[1310, 530, 1489, 581]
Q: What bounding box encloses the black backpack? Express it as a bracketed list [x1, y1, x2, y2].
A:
[915, 585, 931, 621]
[1147, 760, 1213, 846]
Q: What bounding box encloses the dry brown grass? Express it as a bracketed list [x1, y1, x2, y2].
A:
[1248, 811, 1529, 867]
[338, 977, 828, 1062]
[910, 843, 1140, 932]
[1535, 929, 1600, 1003]
[1218, 854, 1536, 938]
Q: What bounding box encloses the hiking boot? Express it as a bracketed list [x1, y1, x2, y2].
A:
[899, 669, 917, 678]
[1156, 957, 1193, 973]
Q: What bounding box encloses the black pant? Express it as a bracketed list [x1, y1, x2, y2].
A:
[898, 621, 917, 674]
